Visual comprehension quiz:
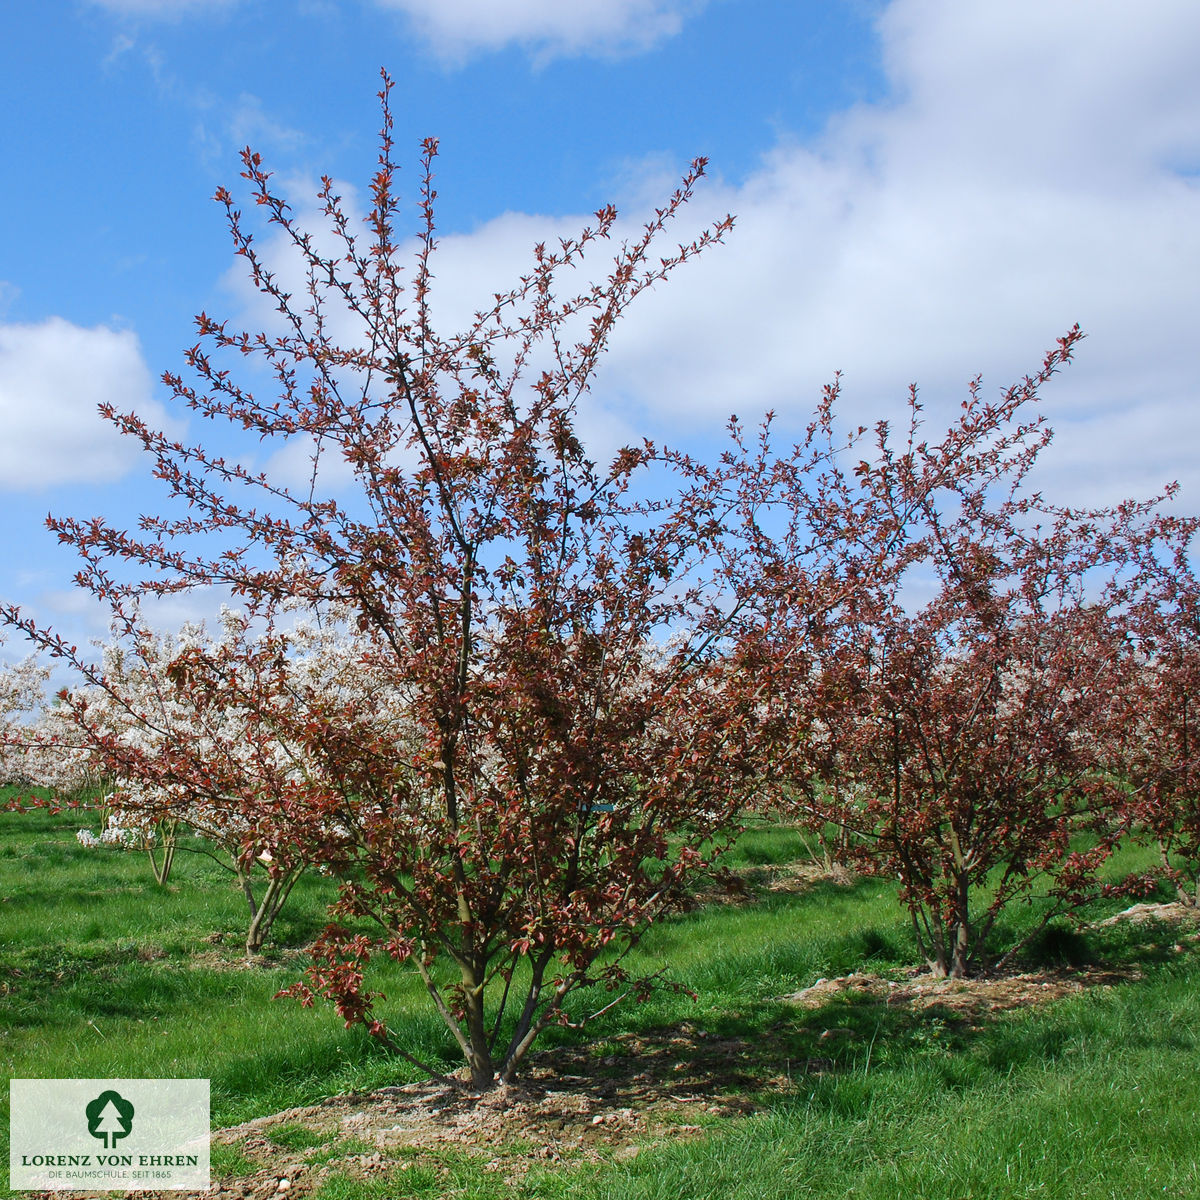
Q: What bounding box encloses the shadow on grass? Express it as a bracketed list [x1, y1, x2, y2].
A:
[992, 907, 1189, 973]
[522, 917, 1200, 1121]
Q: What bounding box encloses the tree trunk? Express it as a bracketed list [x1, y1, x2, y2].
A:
[145, 818, 178, 885]
[949, 919, 970, 978]
[238, 863, 303, 957]
[949, 869, 972, 978]
[461, 965, 496, 1090]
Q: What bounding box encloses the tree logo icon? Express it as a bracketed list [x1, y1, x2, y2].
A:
[85, 1089, 135, 1149]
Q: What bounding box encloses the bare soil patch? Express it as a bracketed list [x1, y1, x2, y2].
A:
[1091, 899, 1200, 927]
[784, 899, 1200, 1026]
[199, 946, 1163, 1199]
[762, 860, 857, 894]
[783, 963, 1139, 1024]
[689, 859, 856, 907]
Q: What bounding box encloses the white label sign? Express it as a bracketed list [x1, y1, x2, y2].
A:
[10, 1079, 209, 1192]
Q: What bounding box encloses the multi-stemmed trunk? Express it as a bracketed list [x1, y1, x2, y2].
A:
[238, 862, 304, 957]
[414, 941, 565, 1091]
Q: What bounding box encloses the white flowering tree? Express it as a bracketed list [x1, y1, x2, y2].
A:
[46, 608, 397, 955]
[0, 633, 50, 787]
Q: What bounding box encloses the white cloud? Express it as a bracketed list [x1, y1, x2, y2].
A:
[189, 91, 311, 174]
[372, 0, 705, 62]
[210, 0, 1200, 511]
[86, 0, 237, 17]
[225, 92, 307, 154]
[87, 0, 699, 60]
[0, 318, 179, 491]
[86, 0, 699, 61]
[586, 0, 1200, 508]
[263, 434, 360, 495]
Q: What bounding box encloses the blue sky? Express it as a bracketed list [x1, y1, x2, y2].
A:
[2, 0, 1199, 662]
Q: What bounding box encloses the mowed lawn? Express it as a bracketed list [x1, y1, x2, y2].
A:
[3, 795, 1200, 1199]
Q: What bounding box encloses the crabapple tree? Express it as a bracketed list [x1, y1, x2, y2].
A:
[1108, 528, 1200, 904]
[777, 339, 1176, 977]
[3, 77, 766, 1089]
[3, 76, 1146, 1082]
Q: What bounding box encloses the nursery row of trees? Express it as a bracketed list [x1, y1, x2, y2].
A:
[2, 79, 1197, 1089]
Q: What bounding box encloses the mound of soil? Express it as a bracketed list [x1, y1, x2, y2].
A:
[784, 900, 1200, 1024]
[204, 1071, 717, 1199]
[783, 963, 1138, 1022]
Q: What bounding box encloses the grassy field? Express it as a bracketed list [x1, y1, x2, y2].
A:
[3, 795, 1199, 1198]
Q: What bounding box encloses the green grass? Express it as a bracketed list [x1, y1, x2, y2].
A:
[566, 965, 1200, 1200]
[209, 1139, 255, 1178]
[3, 799, 1199, 1199]
[268, 1122, 335, 1151]
[0, 800, 458, 1132]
